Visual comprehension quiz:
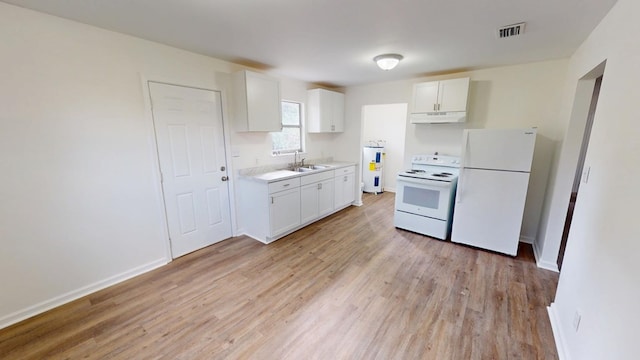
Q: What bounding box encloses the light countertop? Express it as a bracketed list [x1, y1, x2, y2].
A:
[240, 162, 356, 183]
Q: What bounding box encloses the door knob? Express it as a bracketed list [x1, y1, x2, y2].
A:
[221, 176, 229, 181]
[220, 166, 226, 171]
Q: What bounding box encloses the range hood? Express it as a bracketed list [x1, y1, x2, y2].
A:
[410, 111, 466, 124]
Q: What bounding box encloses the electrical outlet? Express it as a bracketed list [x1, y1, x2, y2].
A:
[573, 310, 582, 332]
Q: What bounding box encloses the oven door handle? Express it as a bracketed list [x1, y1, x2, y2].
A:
[397, 177, 452, 188]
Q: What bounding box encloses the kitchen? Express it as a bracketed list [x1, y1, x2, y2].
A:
[1, 0, 637, 359]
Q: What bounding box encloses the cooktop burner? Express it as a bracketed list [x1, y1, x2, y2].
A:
[398, 154, 460, 182]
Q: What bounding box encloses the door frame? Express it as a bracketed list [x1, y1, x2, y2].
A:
[140, 74, 238, 262]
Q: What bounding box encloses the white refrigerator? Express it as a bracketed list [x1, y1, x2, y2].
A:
[451, 128, 536, 256]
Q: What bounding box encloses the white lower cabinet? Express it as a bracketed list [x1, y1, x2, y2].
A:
[334, 165, 356, 209]
[301, 171, 335, 224]
[318, 180, 335, 216]
[269, 187, 301, 237]
[239, 177, 301, 243]
[239, 164, 356, 244]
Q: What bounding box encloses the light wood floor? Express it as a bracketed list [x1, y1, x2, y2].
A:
[0, 193, 559, 359]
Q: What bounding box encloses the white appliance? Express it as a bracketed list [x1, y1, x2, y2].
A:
[363, 146, 384, 194]
[394, 154, 460, 240]
[451, 128, 537, 256]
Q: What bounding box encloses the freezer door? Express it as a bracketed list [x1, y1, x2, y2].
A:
[451, 168, 530, 256]
[462, 128, 536, 172]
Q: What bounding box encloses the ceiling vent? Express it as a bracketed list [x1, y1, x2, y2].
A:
[498, 22, 526, 38]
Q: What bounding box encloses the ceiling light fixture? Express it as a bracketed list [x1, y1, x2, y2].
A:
[373, 54, 403, 71]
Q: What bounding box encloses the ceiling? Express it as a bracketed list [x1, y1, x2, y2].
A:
[2, 0, 617, 87]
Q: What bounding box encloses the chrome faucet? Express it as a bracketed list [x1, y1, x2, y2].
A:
[291, 151, 306, 170]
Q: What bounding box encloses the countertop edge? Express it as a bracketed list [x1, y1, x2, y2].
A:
[238, 162, 357, 183]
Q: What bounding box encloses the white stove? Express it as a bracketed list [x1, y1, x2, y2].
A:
[394, 154, 461, 240]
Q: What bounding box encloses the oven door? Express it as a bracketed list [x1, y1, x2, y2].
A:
[395, 176, 452, 220]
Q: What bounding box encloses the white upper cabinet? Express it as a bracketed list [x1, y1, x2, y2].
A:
[232, 70, 282, 132]
[307, 88, 344, 133]
[410, 77, 470, 123]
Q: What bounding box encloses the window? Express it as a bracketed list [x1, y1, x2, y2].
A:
[271, 101, 303, 154]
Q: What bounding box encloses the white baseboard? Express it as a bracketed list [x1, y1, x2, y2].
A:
[533, 241, 560, 272]
[0, 257, 169, 330]
[519, 235, 534, 244]
[548, 303, 570, 360]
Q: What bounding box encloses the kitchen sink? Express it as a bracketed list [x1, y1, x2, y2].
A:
[290, 164, 331, 172]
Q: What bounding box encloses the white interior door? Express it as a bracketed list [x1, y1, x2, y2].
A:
[149, 82, 232, 258]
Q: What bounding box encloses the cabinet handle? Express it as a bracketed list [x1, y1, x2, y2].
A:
[433, 103, 437, 111]
[271, 196, 274, 204]
[331, 125, 335, 131]
[344, 176, 348, 182]
[283, 183, 290, 187]
[438, 103, 441, 111]
[318, 183, 322, 190]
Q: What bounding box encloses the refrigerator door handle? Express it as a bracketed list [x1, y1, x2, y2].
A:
[456, 130, 470, 204]
[463, 130, 471, 164]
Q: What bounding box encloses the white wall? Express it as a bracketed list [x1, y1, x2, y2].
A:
[343, 60, 569, 242]
[544, 0, 640, 358]
[362, 104, 407, 192]
[0, 3, 325, 328]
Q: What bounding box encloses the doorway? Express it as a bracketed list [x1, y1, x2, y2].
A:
[149, 82, 233, 258]
[361, 104, 408, 193]
[557, 76, 603, 270]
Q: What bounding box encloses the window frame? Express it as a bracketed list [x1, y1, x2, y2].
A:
[271, 100, 304, 155]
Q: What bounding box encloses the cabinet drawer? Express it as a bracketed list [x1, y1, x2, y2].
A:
[300, 170, 335, 185]
[334, 166, 355, 176]
[268, 177, 301, 194]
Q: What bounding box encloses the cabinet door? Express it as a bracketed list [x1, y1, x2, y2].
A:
[317, 179, 335, 216]
[246, 71, 282, 131]
[343, 173, 355, 205]
[331, 91, 345, 132]
[300, 183, 319, 224]
[334, 173, 355, 209]
[269, 188, 301, 237]
[307, 89, 344, 133]
[234, 70, 281, 132]
[438, 77, 470, 112]
[412, 81, 439, 113]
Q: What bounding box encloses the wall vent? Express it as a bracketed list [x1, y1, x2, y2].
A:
[498, 22, 526, 38]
